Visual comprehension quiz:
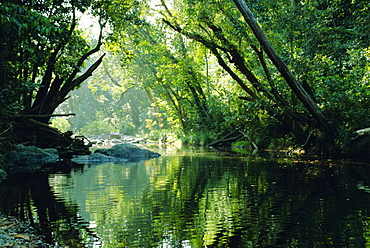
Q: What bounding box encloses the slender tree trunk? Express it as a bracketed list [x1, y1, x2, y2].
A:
[162, 19, 259, 100]
[144, 87, 163, 128]
[232, 0, 338, 137]
[136, 55, 188, 130]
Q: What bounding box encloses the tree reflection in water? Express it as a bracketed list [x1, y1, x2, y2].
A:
[1, 152, 370, 247]
[0, 161, 99, 247]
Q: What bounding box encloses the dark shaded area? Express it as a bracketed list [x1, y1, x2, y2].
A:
[1, 118, 91, 160]
[0, 161, 98, 247]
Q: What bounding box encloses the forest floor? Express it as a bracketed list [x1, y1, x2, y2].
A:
[0, 212, 53, 247]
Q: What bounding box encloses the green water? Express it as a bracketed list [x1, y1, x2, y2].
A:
[1, 147, 370, 247]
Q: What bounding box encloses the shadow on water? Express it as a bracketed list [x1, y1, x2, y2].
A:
[0, 148, 370, 247]
[0, 161, 99, 247]
[231, 157, 370, 248]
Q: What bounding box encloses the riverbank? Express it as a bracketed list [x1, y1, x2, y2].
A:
[0, 212, 52, 247]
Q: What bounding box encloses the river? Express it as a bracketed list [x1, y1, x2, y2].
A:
[0, 145, 370, 247]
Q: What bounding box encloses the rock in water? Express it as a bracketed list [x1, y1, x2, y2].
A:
[94, 143, 160, 161]
[4, 145, 60, 173]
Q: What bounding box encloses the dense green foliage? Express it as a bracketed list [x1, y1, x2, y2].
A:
[0, 0, 100, 124]
[1, 0, 369, 152]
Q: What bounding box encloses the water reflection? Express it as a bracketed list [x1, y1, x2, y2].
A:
[0, 162, 96, 247]
[0, 149, 370, 247]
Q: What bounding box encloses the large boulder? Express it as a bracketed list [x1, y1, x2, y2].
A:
[5, 145, 59, 164]
[4, 145, 59, 173]
[94, 143, 160, 161]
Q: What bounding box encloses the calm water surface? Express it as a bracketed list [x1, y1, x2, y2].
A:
[1, 146, 370, 247]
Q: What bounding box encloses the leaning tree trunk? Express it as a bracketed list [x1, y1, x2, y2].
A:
[25, 20, 105, 125]
[232, 0, 339, 138]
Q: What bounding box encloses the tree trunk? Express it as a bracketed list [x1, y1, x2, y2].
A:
[232, 0, 338, 138]
[162, 19, 259, 100]
[26, 54, 105, 124]
[26, 19, 105, 124]
[144, 87, 163, 128]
